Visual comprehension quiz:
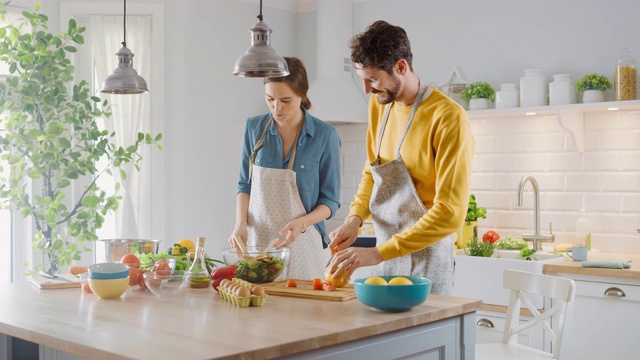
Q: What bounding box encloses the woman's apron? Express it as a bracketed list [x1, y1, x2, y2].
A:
[246, 117, 328, 280]
[369, 83, 454, 295]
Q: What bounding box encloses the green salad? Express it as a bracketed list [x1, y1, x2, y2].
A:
[493, 237, 528, 250]
[236, 256, 285, 283]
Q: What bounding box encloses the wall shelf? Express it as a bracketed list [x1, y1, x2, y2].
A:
[466, 100, 640, 153]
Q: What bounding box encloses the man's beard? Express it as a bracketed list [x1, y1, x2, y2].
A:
[372, 77, 401, 105]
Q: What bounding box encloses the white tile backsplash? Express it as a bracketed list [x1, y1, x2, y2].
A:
[334, 108, 640, 254]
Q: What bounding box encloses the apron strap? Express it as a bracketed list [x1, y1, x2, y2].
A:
[249, 115, 305, 178]
[373, 79, 426, 164]
[249, 116, 274, 180]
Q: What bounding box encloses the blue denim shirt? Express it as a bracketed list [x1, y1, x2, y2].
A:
[236, 108, 341, 247]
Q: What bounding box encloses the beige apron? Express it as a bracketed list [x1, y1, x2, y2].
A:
[369, 83, 454, 295]
[247, 117, 328, 280]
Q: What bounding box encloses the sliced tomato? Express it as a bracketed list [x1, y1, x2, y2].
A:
[322, 281, 336, 291]
[285, 279, 298, 288]
[312, 278, 323, 290]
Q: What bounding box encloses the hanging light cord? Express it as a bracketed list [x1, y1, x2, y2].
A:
[122, 0, 127, 48]
[257, 0, 263, 21]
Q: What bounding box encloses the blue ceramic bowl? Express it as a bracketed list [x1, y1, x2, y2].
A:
[88, 262, 129, 280]
[354, 275, 431, 312]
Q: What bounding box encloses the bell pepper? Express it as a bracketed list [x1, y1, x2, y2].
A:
[210, 264, 236, 291]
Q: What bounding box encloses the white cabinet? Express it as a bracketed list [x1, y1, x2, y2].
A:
[475, 310, 544, 350]
[550, 274, 640, 359]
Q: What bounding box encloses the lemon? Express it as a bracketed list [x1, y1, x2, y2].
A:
[177, 239, 195, 251]
[324, 267, 350, 288]
[388, 276, 413, 285]
[364, 276, 388, 285]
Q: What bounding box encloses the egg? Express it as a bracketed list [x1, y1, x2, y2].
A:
[236, 285, 251, 298]
[219, 278, 231, 289]
[252, 285, 266, 296]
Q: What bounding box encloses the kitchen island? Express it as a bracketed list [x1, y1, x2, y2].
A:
[0, 282, 481, 359]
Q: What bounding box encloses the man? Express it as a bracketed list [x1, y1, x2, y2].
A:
[327, 20, 475, 295]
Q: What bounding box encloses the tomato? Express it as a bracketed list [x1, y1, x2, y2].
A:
[482, 230, 501, 244]
[138, 269, 148, 290]
[152, 259, 172, 278]
[312, 278, 323, 290]
[210, 265, 236, 292]
[82, 282, 92, 293]
[322, 281, 336, 291]
[120, 253, 140, 268]
[285, 279, 297, 287]
[128, 267, 142, 287]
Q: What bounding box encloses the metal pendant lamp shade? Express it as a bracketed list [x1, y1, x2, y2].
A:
[233, 0, 289, 78]
[101, 0, 149, 94]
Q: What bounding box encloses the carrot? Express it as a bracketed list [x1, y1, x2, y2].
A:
[68, 265, 88, 275]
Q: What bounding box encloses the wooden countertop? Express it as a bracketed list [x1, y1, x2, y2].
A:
[0, 282, 481, 360]
[544, 252, 640, 279]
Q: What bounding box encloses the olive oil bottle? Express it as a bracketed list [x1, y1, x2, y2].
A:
[187, 236, 212, 288]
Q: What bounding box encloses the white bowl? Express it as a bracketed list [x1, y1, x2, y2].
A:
[88, 262, 129, 279]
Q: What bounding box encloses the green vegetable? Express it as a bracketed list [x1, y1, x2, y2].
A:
[465, 194, 487, 223]
[236, 256, 284, 283]
[520, 248, 537, 260]
[494, 237, 528, 250]
[464, 236, 495, 257]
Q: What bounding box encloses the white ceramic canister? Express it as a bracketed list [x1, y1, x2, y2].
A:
[549, 74, 577, 106]
[495, 83, 520, 109]
[520, 69, 547, 107]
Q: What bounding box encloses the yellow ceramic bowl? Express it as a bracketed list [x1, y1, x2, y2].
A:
[89, 277, 129, 299]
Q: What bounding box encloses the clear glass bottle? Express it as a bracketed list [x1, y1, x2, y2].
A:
[615, 48, 637, 100]
[495, 83, 519, 109]
[549, 74, 577, 106]
[187, 236, 212, 288]
[575, 210, 591, 251]
[520, 69, 547, 107]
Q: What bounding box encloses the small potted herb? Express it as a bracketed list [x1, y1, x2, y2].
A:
[576, 73, 612, 103]
[458, 194, 487, 249]
[464, 236, 495, 257]
[460, 81, 496, 110]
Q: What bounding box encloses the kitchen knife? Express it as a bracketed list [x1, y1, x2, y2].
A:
[39, 270, 73, 282]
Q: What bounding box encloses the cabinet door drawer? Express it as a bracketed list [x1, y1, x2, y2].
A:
[575, 281, 640, 302]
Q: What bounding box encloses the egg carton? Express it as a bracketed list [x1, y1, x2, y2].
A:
[218, 278, 267, 308]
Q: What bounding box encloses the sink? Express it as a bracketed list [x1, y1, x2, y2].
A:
[452, 249, 565, 308]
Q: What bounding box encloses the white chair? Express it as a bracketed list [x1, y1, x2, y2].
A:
[475, 269, 576, 359]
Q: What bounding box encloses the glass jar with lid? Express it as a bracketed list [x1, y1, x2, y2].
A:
[615, 48, 637, 100]
[549, 74, 577, 106]
[520, 69, 547, 107]
[495, 83, 519, 109]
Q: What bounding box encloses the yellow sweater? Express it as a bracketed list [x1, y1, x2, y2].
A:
[348, 87, 475, 261]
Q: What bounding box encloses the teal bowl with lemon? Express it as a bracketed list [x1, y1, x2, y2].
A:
[354, 275, 431, 312]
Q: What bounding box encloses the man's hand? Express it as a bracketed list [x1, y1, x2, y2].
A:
[328, 216, 361, 251]
[327, 246, 383, 282]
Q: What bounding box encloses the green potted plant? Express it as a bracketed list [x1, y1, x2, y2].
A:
[460, 81, 495, 110]
[0, 3, 161, 275]
[576, 73, 612, 103]
[458, 194, 487, 249]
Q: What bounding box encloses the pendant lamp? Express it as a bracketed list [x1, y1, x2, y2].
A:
[232, 0, 289, 78]
[101, 0, 149, 94]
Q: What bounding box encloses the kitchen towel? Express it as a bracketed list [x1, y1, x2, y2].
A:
[581, 259, 631, 269]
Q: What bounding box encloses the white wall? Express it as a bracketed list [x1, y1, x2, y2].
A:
[10, 0, 639, 263]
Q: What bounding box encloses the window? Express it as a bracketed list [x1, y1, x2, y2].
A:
[0, 3, 164, 283]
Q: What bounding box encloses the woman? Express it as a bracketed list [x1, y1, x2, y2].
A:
[229, 57, 341, 280]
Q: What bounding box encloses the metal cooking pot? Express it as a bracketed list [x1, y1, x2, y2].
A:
[99, 239, 161, 263]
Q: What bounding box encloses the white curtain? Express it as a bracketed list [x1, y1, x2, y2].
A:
[91, 15, 152, 239]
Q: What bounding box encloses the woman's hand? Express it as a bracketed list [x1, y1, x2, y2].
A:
[277, 218, 307, 247]
[228, 226, 248, 248]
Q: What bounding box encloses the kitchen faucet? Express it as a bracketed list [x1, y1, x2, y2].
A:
[516, 175, 555, 251]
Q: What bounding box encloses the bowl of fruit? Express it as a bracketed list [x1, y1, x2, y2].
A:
[354, 275, 431, 312]
[222, 246, 289, 283]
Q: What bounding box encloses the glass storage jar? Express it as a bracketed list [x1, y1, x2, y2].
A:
[615, 48, 637, 100]
[495, 83, 519, 109]
[549, 74, 577, 106]
[520, 69, 547, 107]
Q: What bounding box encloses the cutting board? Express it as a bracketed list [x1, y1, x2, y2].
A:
[30, 273, 81, 289]
[261, 279, 356, 301]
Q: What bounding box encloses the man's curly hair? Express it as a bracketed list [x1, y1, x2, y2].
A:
[349, 20, 413, 74]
